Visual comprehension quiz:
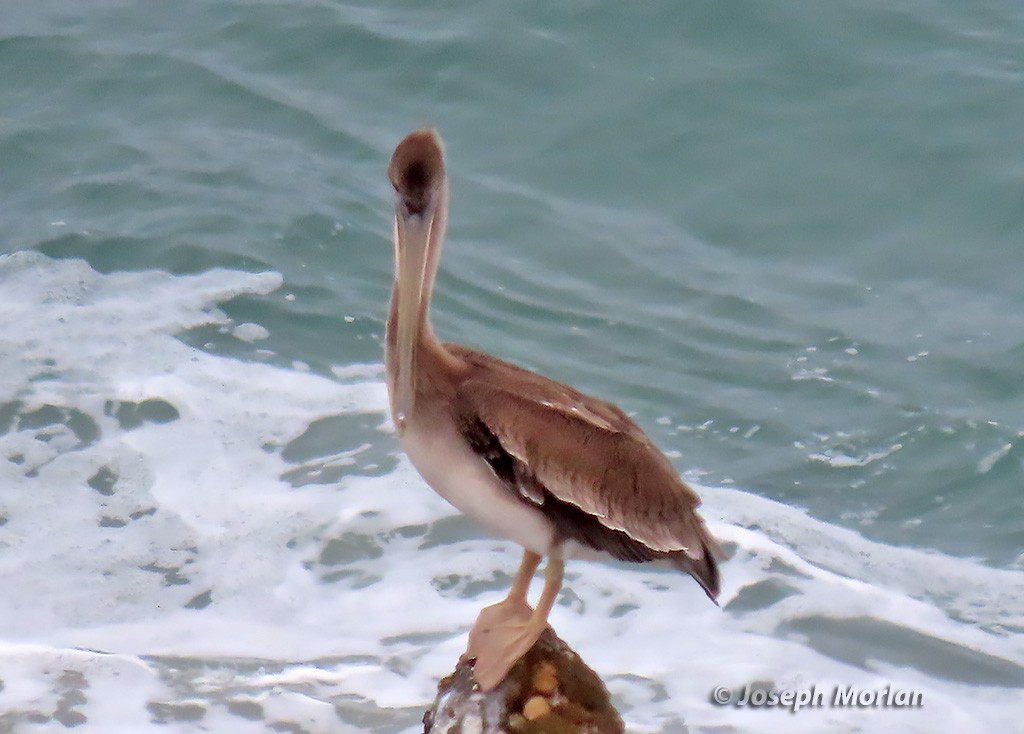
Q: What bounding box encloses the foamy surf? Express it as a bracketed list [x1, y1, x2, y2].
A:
[0, 252, 1020, 732]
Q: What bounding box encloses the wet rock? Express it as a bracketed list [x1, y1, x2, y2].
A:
[424, 628, 623, 734]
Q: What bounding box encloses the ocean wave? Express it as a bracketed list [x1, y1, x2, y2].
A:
[0, 253, 1020, 732]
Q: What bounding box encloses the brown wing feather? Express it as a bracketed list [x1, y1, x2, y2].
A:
[449, 345, 722, 598]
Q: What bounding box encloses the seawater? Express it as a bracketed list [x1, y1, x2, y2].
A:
[2, 1, 1023, 732]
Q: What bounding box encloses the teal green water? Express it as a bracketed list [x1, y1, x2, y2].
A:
[6, 0, 1021, 561]
[2, 0, 1023, 728]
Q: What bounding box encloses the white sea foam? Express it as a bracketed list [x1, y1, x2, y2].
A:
[0, 252, 1020, 732]
[232, 322, 271, 342]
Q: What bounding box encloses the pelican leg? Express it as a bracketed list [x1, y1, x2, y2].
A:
[467, 551, 540, 649]
[507, 549, 543, 605]
[467, 554, 564, 691]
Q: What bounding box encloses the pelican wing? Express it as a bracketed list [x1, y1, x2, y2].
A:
[449, 347, 721, 598]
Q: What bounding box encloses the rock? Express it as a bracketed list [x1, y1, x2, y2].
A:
[423, 628, 624, 734]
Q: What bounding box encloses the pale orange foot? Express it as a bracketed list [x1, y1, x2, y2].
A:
[466, 598, 548, 691]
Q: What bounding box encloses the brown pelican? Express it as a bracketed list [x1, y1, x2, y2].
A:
[385, 129, 721, 691]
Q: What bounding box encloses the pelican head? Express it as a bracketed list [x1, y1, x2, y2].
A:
[387, 129, 450, 434]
